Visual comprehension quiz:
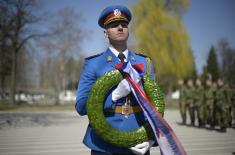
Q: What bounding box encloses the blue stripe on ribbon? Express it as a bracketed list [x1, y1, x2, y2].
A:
[120, 62, 187, 155]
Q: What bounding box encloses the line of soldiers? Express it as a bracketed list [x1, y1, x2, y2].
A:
[178, 78, 235, 132]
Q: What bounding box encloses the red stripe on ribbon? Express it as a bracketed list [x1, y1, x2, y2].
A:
[133, 64, 144, 72]
[125, 74, 161, 115]
[125, 73, 187, 155]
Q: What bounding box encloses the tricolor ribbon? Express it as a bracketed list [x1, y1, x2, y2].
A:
[116, 62, 187, 155]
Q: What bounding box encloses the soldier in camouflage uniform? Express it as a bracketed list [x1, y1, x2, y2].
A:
[185, 79, 195, 126]
[231, 85, 235, 127]
[194, 79, 205, 127]
[212, 82, 218, 126]
[204, 79, 216, 129]
[215, 79, 229, 132]
[178, 79, 187, 124]
[226, 85, 233, 127]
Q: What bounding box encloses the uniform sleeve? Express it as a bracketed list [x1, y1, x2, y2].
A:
[75, 60, 97, 116]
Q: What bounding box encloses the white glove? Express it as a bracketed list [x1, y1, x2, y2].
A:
[112, 79, 131, 102]
[130, 140, 154, 155]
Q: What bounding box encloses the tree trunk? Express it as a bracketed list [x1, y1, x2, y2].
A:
[168, 78, 173, 99]
[10, 49, 17, 105]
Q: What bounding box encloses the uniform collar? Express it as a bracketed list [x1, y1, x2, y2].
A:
[109, 46, 128, 62]
[105, 48, 137, 68]
[127, 50, 136, 62]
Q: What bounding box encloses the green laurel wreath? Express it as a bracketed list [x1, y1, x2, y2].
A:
[87, 68, 165, 148]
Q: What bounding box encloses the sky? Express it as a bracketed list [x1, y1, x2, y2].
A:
[41, 0, 235, 74]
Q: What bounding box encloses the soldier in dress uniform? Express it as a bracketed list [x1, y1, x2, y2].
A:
[75, 5, 157, 155]
[178, 79, 187, 124]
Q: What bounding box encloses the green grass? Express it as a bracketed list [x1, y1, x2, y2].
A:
[0, 102, 75, 112]
[0, 99, 179, 112]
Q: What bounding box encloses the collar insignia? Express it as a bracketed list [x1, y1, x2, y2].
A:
[107, 55, 112, 62]
[131, 56, 136, 61]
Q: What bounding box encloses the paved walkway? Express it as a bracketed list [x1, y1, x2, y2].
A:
[0, 110, 234, 155]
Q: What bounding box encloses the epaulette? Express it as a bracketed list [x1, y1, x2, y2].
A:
[136, 52, 151, 59]
[136, 52, 148, 57]
[85, 53, 102, 60]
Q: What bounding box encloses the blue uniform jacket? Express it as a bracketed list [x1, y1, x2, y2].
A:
[75, 48, 156, 154]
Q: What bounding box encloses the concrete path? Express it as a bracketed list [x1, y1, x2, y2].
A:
[0, 110, 234, 155]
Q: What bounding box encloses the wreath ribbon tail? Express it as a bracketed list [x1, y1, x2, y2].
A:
[121, 62, 187, 155]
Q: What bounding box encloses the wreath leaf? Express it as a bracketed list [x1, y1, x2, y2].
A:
[87, 69, 164, 148]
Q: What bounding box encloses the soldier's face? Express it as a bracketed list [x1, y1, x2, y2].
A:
[178, 80, 183, 85]
[218, 80, 224, 86]
[206, 80, 212, 86]
[104, 21, 129, 43]
[187, 80, 193, 86]
[196, 80, 201, 86]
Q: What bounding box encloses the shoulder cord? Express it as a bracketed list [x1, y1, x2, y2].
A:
[146, 57, 151, 77]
